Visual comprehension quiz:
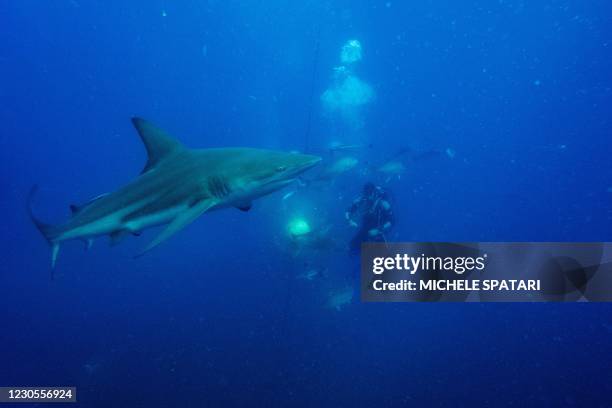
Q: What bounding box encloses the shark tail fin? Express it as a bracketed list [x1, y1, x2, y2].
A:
[27, 185, 61, 273]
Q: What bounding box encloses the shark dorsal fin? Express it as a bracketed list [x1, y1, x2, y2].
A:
[131, 117, 184, 174]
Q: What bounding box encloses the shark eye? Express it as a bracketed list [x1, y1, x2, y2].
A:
[276, 166, 287, 172]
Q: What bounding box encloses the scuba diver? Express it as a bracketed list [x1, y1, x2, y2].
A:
[346, 182, 394, 253]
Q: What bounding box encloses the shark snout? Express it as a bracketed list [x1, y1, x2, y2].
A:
[274, 154, 321, 182]
[296, 154, 322, 173]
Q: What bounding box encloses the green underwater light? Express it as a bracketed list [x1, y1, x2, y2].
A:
[288, 217, 311, 237]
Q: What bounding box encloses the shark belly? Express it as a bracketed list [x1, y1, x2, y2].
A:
[57, 199, 185, 241]
[122, 205, 186, 232]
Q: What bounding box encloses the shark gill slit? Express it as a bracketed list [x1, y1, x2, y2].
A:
[208, 176, 230, 199]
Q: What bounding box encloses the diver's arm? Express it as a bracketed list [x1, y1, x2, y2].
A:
[345, 198, 361, 227]
[380, 199, 393, 230]
[346, 213, 358, 227]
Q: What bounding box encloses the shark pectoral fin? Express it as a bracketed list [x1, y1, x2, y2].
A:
[236, 202, 252, 212]
[136, 199, 217, 257]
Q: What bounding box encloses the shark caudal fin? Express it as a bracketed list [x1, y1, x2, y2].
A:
[27, 186, 61, 273]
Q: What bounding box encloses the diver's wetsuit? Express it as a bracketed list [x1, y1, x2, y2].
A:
[346, 184, 394, 253]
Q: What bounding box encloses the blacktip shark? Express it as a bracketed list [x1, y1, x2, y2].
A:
[28, 117, 321, 271]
